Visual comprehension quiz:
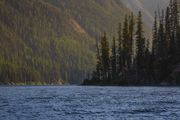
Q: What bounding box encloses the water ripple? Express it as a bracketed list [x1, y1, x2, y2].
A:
[0, 86, 180, 120]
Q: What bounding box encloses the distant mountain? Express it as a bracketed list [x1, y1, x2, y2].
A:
[120, 0, 169, 27]
[0, 0, 133, 84]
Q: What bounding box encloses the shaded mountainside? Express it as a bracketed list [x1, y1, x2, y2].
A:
[0, 0, 134, 84]
[120, 0, 169, 27]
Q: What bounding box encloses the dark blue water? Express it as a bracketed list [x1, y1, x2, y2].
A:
[0, 86, 180, 120]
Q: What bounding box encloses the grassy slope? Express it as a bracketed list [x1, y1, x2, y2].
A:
[0, 0, 132, 84]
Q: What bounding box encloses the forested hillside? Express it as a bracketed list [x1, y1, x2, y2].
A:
[0, 0, 133, 84]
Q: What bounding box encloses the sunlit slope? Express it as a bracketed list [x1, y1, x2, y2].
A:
[0, 0, 133, 84]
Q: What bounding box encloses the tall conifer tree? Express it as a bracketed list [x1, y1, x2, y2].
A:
[117, 23, 123, 77]
[128, 13, 134, 68]
[95, 41, 102, 80]
[152, 11, 158, 58]
[110, 36, 117, 79]
[136, 11, 145, 69]
[100, 32, 110, 80]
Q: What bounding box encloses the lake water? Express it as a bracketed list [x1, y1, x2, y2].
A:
[0, 86, 180, 120]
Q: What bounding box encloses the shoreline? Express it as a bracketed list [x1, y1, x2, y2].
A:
[0, 84, 179, 87]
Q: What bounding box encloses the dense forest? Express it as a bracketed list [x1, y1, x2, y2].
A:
[0, 0, 99, 85]
[0, 0, 134, 85]
[0, 0, 177, 85]
[83, 0, 180, 86]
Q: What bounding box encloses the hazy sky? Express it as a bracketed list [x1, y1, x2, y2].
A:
[120, 0, 170, 26]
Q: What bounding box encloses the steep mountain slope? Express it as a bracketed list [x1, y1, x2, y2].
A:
[0, 0, 132, 84]
[0, 0, 94, 84]
[120, 0, 169, 27]
[44, 0, 132, 37]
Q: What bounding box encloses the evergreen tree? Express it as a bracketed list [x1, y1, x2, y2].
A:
[100, 32, 110, 80]
[135, 11, 145, 82]
[165, 7, 171, 55]
[128, 13, 135, 68]
[110, 36, 117, 79]
[144, 39, 152, 83]
[173, 0, 180, 61]
[121, 16, 130, 81]
[157, 10, 166, 59]
[168, 0, 178, 60]
[117, 23, 123, 77]
[151, 11, 159, 82]
[136, 12, 145, 83]
[92, 41, 102, 80]
[172, 0, 179, 53]
[152, 11, 158, 58]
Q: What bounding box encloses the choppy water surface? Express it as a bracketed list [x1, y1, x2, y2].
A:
[0, 86, 180, 120]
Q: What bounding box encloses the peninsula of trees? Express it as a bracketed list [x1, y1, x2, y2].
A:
[83, 0, 180, 86]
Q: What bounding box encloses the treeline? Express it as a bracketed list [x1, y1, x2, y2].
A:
[83, 0, 180, 85]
